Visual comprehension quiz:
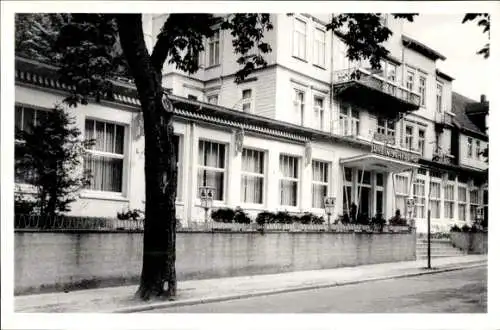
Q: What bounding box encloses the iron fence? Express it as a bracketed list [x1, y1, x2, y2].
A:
[14, 214, 412, 233]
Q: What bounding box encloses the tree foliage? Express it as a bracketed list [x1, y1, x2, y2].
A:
[462, 13, 490, 59]
[15, 105, 93, 217]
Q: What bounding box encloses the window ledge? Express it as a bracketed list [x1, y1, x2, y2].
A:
[80, 191, 129, 202]
[313, 64, 326, 70]
[292, 55, 308, 63]
[205, 64, 221, 70]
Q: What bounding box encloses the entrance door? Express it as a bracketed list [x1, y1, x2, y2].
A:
[376, 190, 384, 216]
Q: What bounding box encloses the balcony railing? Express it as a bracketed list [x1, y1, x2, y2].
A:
[432, 150, 455, 164]
[333, 67, 421, 109]
[435, 111, 454, 126]
[372, 132, 396, 145]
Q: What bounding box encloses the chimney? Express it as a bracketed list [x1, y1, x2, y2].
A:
[480, 94, 487, 103]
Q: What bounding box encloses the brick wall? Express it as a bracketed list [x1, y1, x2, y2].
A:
[450, 232, 488, 254]
[14, 231, 416, 295]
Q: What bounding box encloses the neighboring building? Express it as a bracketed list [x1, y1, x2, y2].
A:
[14, 14, 488, 232]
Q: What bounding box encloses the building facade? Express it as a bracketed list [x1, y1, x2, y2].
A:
[14, 14, 488, 232]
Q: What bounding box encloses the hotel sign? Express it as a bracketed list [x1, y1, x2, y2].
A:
[371, 143, 419, 163]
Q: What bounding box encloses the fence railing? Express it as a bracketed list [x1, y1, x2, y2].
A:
[333, 67, 421, 107]
[15, 214, 144, 231]
[14, 214, 413, 234]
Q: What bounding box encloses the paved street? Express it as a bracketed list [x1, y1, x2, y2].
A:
[147, 266, 486, 313]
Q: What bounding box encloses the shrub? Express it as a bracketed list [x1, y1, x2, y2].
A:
[355, 213, 370, 225]
[311, 214, 325, 224]
[117, 208, 144, 221]
[461, 224, 471, 232]
[371, 213, 386, 226]
[450, 224, 461, 232]
[275, 211, 293, 224]
[256, 211, 275, 225]
[210, 208, 235, 223]
[234, 208, 251, 224]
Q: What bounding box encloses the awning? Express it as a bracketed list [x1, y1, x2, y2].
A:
[340, 153, 419, 173]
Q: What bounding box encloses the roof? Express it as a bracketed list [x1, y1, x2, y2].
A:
[451, 92, 488, 138]
[436, 69, 454, 81]
[402, 35, 446, 61]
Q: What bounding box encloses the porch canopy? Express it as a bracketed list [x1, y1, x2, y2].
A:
[339, 153, 419, 173]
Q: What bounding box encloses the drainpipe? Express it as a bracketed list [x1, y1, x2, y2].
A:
[330, 14, 335, 136]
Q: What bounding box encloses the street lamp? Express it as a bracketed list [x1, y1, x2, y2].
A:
[324, 196, 336, 230]
[199, 186, 215, 227]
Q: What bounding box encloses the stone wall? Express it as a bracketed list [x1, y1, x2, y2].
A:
[450, 232, 488, 254]
[14, 231, 416, 295]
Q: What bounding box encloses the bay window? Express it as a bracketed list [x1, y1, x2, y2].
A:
[198, 140, 226, 201]
[312, 160, 329, 208]
[280, 154, 299, 207]
[241, 148, 265, 204]
[84, 119, 125, 193]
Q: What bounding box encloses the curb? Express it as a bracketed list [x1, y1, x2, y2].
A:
[112, 261, 486, 313]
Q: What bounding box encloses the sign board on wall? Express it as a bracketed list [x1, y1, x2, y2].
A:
[371, 143, 419, 163]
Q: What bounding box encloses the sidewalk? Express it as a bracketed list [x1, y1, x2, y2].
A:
[15, 255, 487, 313]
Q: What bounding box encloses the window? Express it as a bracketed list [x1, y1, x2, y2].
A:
[386, 62, 397, 95]
[208, 30, 220, 66]
[444, 183, 454, 219]
[436, 83, 443, 112]
[242, 89, 253, 113]
[418, 129, 426, 155]
[413, 178, 425, 219]
[419, 76, 427, 106]
[187, 94, 198, 100]
[340, 104, 349, 136]
[198, 140, 226, 201]
[467, 137, 473, 158]
[241, 148, 265, 204]
[351, 107, 360, 136]
[312, 160, 329, 208]
[313, 28, 326, 67]
[429, 181, 441, 218]
[458, 185, 467, 221]
[395, 174, 409, 214]
[470, 188, 479, 221]
[293, 18, 307, 60]
[313, 96, 325, 130]
[405, 125, 414, 150]
[207, 95, 218, 105]
[406, 70, 415, 91]
[475, 140, 481, 159]
[294, 90, 305, 125]
[339, 104, 360, 136]
[84, 119, 125, 193]
[376, 118, 395, 141]
[280, 155, 299, 206]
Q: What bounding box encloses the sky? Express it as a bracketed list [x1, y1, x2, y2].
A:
[402, 14, 489, 102]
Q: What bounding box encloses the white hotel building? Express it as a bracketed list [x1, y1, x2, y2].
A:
[14, 14, 489, 232]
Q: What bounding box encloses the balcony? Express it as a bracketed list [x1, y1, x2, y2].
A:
[434, 111, 455, 132]
[372, 132, 396, 145]
[332, 67, 421, 117]
[432, 149, 455, 165]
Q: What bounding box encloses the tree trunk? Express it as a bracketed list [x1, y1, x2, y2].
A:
[116, 14, 177, 300]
